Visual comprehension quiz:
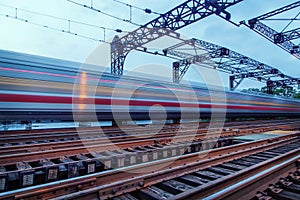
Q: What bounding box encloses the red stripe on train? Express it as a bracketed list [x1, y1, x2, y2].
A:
[0, 93, 297, 111]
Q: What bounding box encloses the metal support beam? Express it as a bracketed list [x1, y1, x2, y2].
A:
[243, 21, 300, 58]
[165, 38, 299, 91]
[274, 28, 300, 43]
[173, 61, 191, 83]
[111, 0, 244, 75]
[252, 1, 300, 21]
[173, 53, 212, 83]
[243, 1, 300, 59]
[229, 76, 244, 91]
[111, 29, 180, 75]
[173, 62, 180, 83]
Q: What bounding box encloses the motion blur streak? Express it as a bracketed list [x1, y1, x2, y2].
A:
[79, 72, 87, 110]
[1, 49, 300, 121]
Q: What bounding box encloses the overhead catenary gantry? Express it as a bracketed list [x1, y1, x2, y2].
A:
[241, 1, 300, 59]
[111, 0, 244, 75]
[164, 38, 300, 91]
[110, 0, 299, 93]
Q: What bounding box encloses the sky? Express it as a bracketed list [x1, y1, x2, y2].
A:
[0, 0, 299, 90]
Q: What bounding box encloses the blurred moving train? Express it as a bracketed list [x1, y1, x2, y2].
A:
[0, 49, 300, 122]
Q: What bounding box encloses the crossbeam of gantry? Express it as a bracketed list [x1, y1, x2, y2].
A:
[111, 0, 244, 75]
[242, 1, 300, 59]
[164, 38, 300, 90]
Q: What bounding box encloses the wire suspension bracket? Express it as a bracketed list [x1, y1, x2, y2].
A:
[241, 1, 300, 59]
[110, 0, 244, 75]
[164, 38, 300, 90]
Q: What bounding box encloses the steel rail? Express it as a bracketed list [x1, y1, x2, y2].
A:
[203, 155, 300, 200]
[1, 121, 299, 164]
[0, 127, 240, 165]
[0, 133, 298, 199]
[173, 145, 300, 199]
[0, 119, 297, 145]
[0, 119, 298, 152]
[51, 135, 300, 200]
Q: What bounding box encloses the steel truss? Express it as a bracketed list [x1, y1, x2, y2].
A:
[242, 1, 300, 59]
[164, 38, 300, 90]
[111, 0, 243, 75]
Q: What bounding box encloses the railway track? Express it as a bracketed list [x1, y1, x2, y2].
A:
[205, 156, 300, 200]
[1, 119, 298, 146]
[0, 119, 299, 164]
[0, 130, 230, 160]
[0, 133, 235, 192]
[0, 119, 299, 199]
[0, 132, 299, 199]
[254, 167, 300, 200]
[0, 119, 299, 155]
[107, 135, 300, 200]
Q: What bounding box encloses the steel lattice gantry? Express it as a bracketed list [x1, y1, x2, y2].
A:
[241, 1, 300, 59]
[111, 0, 244, 75]
[164, 38, 300, 91]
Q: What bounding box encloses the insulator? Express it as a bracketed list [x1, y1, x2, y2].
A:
[145, 8, 152, 14]
[162, 49, 167, 56]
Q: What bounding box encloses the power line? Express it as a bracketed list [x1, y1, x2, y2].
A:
[67, 0, 141, 26]
[281, 10, 300, 32]
[0, 3, 129, 42]
[111, 0, 161, 15]
[0, 3, 128, 34]
[263, 18, 300, 21]
[1, 12, 108, 43]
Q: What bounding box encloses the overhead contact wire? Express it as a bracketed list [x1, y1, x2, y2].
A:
[0, 3, 131, 43]
[67, 0, 142, 26]
[111, 0, 162, 15]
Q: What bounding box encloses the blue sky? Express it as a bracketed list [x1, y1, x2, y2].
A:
[0, 0, 299, 90]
